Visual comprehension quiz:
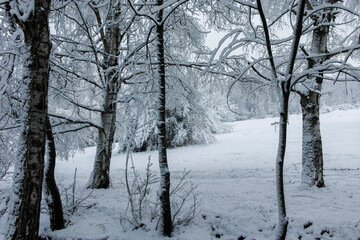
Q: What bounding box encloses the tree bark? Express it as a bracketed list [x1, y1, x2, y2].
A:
[87, 1, 120, 189]
[156, 0, 173, 236]
[300, 87, 325, 187]
[300, 0, 332, 188]
[87, 89, 117, 189]
[275, 95, 289, 240]
[44, 116, 65, 231]
[6, 0, 51, 239]
[273, 1, 306, 238]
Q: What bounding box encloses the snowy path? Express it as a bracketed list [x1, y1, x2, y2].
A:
[1, 109, 359, 239]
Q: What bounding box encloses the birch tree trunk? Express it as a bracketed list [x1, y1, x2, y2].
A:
[6, 0, 51, 239]
[300, 0, 333, 188]
[44, 116, 65, 231]
[156, 0, 173, 236]
[87, 88, 117, 189]
[87, 1, 120, 189]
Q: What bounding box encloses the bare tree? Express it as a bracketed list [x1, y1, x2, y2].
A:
[207, 0, 360, 196]
[128, 0, 198, 236]
[256, 1, 307, 238]
[50, 0, 146, 189]
[85, 0, 122, 189]
[205, 0, 305, 238]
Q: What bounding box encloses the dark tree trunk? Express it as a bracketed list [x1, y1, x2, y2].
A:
[44, 116, 65, 231]
[156, 0, 173, 236]
[87, 1, 120, 189]
[6, 0, 51, 239]
[275, 94, 289, 240]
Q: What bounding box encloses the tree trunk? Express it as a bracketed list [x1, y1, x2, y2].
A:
[6, 0, 51, 239]
[275, 94, 289, 240]
[156, 0, 173, 236]
[87, 89, 117, 189]
[274, 1, 306, 237]
[300, 1, 331, 187]
[44, 116, 65, 231]
[300, 88, 325, 187]
[87, 1, 120, 189]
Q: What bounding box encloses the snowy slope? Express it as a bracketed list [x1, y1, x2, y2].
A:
[1, 109, 359, 240]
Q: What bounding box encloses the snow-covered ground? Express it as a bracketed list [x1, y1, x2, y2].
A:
[1, 109, 359, 240]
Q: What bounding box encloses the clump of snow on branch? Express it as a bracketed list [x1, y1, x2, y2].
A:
[9, 0, 35, 22]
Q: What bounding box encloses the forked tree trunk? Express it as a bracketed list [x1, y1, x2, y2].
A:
[300, 1, 332, 187]
[44, 116, 65, 230]
[273, 1, 306, 238]
[156, 0, 173, 236]
[6, 0, 51, 239]
[87, 1, 120, 189]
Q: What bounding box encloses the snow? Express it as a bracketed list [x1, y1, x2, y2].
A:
[9, 0, 35, 22]
[1, 109, 360, 239]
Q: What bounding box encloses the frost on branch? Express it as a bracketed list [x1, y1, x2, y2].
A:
[9, 0, 35, 22]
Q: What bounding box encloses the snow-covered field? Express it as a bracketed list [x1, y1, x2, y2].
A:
[1, 109, 360, 240]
